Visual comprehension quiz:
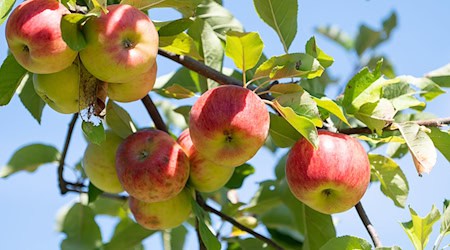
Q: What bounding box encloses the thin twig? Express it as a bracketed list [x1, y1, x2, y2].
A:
[355, 202, 382, 248]
[58, 114, 79, 195]
[196, 194, 284, 250]
[141, 94, 168, 133]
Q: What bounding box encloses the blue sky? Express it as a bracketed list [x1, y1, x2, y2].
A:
[1, 0, 449, 249]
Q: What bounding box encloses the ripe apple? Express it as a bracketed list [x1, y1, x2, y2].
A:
[80, 4, 158, 83]
[129, 188, 192, 230]
[115, 129, 190, 202]
[5, 0, 78, 74]
[83, 130, 123, 193]
[107, 62, 157, 103]
[33, 63, 87, 114]
[177, 129, 235, 193]
[285, 130, 371, 214]
[189, 85, 270, 167]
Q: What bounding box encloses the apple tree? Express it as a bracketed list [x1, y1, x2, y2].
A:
[1, 0, 449, 249]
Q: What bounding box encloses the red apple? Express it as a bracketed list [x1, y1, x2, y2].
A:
[189, 85, 270, 167]
[80, 4, 158, 83]
[177, 129, 235, 193]
[5, 0, 77, 74]
[286, 130, 371, 214]
[115, 129, 190, 202]
[129, 188, 192, 230]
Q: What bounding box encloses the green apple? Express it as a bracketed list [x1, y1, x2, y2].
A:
[129, 188, 192, 230]
[286, 130, 371, 214]
[82, 130, 124, 193]
[107, 63, 157, 103]
[80, 4, 158, 83]
[5, 0, 77, 74]
[177, 129, 234, 193]
[33, 63, 87, 114]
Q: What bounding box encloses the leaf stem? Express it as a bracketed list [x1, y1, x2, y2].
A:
[355, 202, 382, 248]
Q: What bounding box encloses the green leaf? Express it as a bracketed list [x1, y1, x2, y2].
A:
[227, 237, 272, 250]
[426, 63, 450, 88]
[155, 67, 202, 94]
[61, 203, 102, 250]
[254, 53, 324, 81]
[0, 0, 15, 25]
[269, 83, 303, 97]
[196, 0, 243, 39]
[158, 18, 194, 37]
[397, 75, 445, 101]
[0, 144, 60, 178]
[316, 25, 353, 50]
[276, 92, 323, 127]
[61, 13, 88, 51]
[368, 56, 396, 79]
[354, 98, 396, 135]
[225, 164, 254, 189]
[18, 73, 45, 124]
[88, 195, 127, 217]
[157, 84, 196, 99]
[382, 11, 397, 39]
[191, 198, 221, 250]
[244, 180, 282, 214]
[225, 31, 264, 71]
[313, 97, 350, 126]
[400, 206, 441, 250]
[273, 101, 319, 148]
[428, 127, 450, 162]
[305, 37, 334, 68]
[173, 105, 191, 125]
[434, 200, 450, 250]
[105, 100, 136, 139]
[162, 225, 188, 250]
[261, 206, 304, 249]
[159, 33, 202, 60]
[396, 122, 437, 175]
[375, 247, 402, 250]
[269, 113, 301, 148]
[88, 182, 103, 204]
[253, 0, 297, 52]
[354, 25, 382, 56]
[369, 154, 409, 208]
[104, 217, 155, 250]
[0, 54, 28, 105]
[82, 121, 106, 145]
[320, 236, 372, 250]
[120, 0, 201, 16]
[382, 81, 425, 111]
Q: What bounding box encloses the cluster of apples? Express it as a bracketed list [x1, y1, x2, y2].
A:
[5, 0, 159, 114]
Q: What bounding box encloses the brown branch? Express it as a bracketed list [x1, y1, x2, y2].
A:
[355, 202, 382, 248]
[58, 113, 79, 195]
[340, 116, 450, 135]
[141, 94, 168, 133]
[196, 193, 284, 250]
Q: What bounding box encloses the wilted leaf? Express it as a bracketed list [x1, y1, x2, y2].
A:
[18, 73, 45, 123]
[369, 154, 409, 208]
[0, 144, 60, 178]
[0, 54, 28, 105]
[225, 164, 254, 189]
[253, 0, 297, 52]
[316, 25, 353, 50]
[428, 127, 450, 162]
[269, 113, 301, 148]
[105, 100, 136, 139]
[320, 236, 372, 250]
[225, 31, 264, 71]
[396, 122, 437, 175]
[82, 121, 106, 145]
[400, 206, 440, 250]
[305, 37, 334, 68]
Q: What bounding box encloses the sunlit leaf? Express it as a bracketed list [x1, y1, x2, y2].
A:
[400, 206, 440, 250]
[354, 98, 396, 135]
[276, 92, 322, 127]
[434, 199, 450, 250]
[18, 73, 45, 124]
[269, 83, 303, 97]
[313, 96, 350, 126]
[120, 0, 201, 16]
[397, 75, 445, 101]
[0, 54, 28, 105]
[305, 37, 334, 68]
[159, 33, 202, 60]
[357, 135, 405, 144]
[369, 154, 409, 208]
[320, 236, 372, 250]
[157, 84, 196, 99]
[382, 81, 425, 111]
[231, 216, 258, 236]
[0, 0, 15, 25]
[269, 113, 301, 148]
[253, 0, 297, 52]
[196, 0, 243, 39]
[428, 127, 450, 162]
[0, 144, 60, 178]
[225, 31, 264, 71]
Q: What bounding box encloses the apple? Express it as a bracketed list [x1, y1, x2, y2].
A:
[115, 129, 190, 202]
[5, 0, 78, 74]
[189, 85, 270, 167]
[177, 129, 235, 193]
[33, 62, 87, 114]
[285, 130, 371, 214]
[107, 62, 157, 103]
[83, 130, 123, 193]
[80, 4, 158, 83]
[129, 188, 192, 230]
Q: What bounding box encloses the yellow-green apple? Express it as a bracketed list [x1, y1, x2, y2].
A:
[82, 130, 124, 193]
[107, 62, 157, 103]
[285, 130, 371, 214]
[33, 63, 87, 114]
[80, 4, 158, 83]
[189, 85, 270, 167]
[177, 129, 234, 193]
[5, 0, 77, 74]
[129, 188, 192, 230]
[115, 129, 190, 202]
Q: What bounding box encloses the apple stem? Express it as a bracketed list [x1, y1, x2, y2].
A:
[355, 202, 382, 248]
[141, 94, 168, 133]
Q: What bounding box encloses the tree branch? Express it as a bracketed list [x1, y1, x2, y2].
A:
[196, 193, 284, 250]
[355, 202, 382, 248]
[58, 113, 79, 195]
[141, 94, 168, 133]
